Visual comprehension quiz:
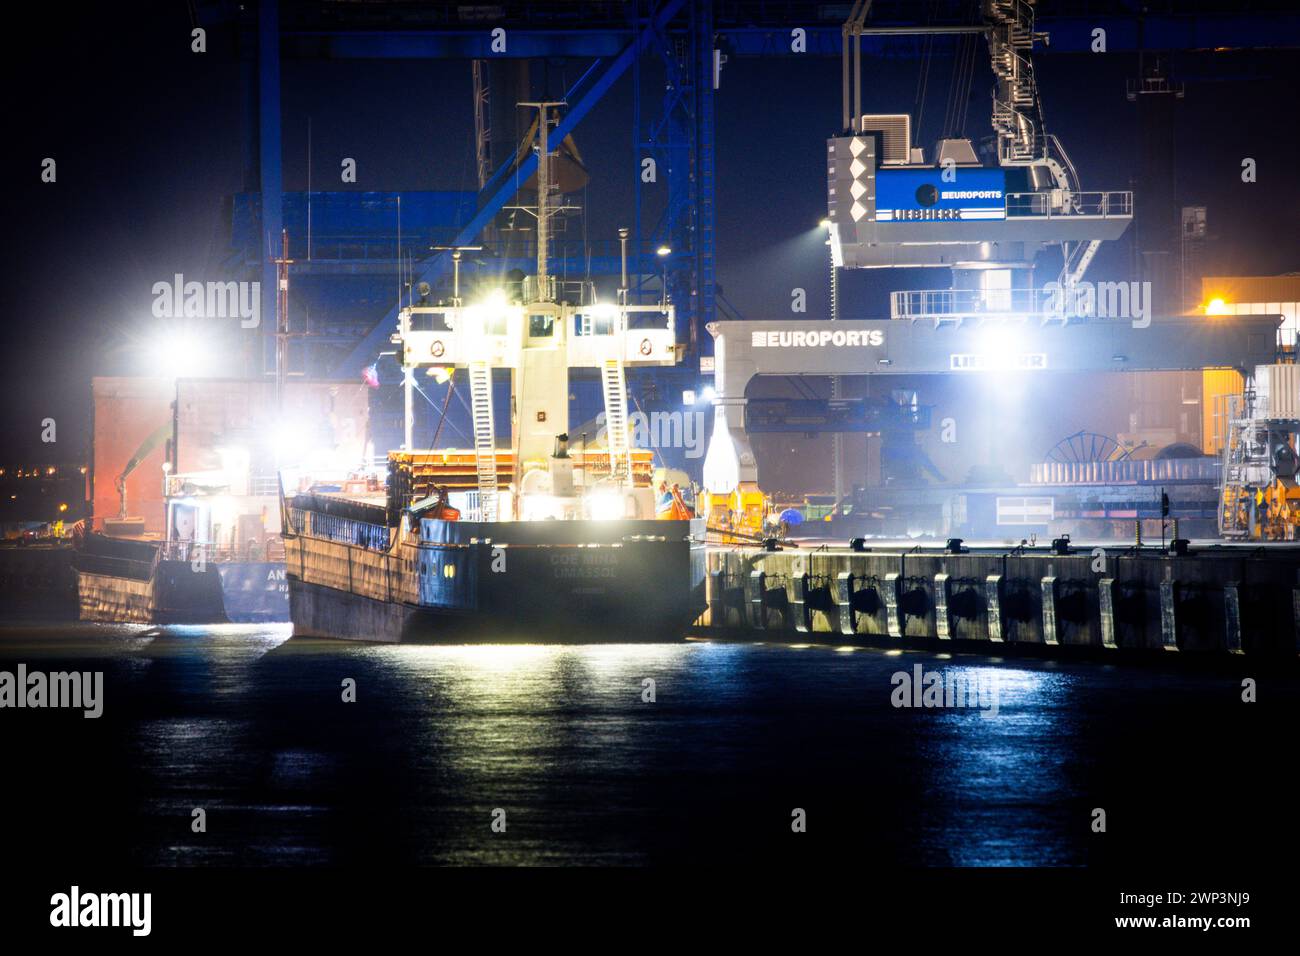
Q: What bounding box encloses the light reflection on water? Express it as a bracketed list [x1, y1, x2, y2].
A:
[0, 624, 1278, 867]
[920, 667, 1077, 865]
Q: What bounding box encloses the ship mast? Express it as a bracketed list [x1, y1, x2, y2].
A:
[518, 101, 566, 303]
[274, 228, 292, 418]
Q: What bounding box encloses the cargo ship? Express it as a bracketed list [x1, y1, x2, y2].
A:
[283, 119, 706, 641]
[73, 377, 370, 625]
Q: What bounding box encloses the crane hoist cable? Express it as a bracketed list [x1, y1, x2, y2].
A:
[955, 5, 981, 138]
[939, 1, 980, 140]
[428, 377, 457, 449]
[913, 0, 939, 144]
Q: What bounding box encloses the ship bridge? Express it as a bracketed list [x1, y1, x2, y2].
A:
[397, 294, 676, 522]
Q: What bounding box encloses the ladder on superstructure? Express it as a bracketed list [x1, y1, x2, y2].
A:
[468, 360, 499, 520]
[1217, 394, 1250, 537]
[601, 358, 631, 483]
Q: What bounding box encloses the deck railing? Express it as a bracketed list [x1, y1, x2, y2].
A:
[1004, 190, 1133, 219]
[287, 508, 391, 551]
[157, 539, 287, 563]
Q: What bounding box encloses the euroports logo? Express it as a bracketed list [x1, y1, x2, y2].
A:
[752, 329, 884, 348]
[940, 189, 1002, 200]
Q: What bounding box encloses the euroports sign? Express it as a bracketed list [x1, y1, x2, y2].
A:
[752, 328, 884, 348]
[877, 168, 1007, 222]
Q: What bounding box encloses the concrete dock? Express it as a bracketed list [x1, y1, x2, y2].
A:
[699, 539, 1300, 657]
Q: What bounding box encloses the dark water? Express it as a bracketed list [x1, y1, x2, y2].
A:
[1, 625, 1295, 867]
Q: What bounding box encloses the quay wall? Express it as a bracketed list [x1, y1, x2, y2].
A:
[699, 545, 1300, 656]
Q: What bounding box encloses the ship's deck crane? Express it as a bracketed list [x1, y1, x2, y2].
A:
[113, 420, 173, 521]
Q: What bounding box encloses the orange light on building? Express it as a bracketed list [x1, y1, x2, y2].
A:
[1206, 297, 1230, 316]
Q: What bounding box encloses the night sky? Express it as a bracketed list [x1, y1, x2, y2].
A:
[4, 1, 1298, 467]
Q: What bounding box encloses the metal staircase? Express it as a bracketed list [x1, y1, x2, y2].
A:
[468, 360, 499, 521]
[601, 358, 631, 482]
[984, 0, 1047, 164]
[1058, 239, 1102, 289]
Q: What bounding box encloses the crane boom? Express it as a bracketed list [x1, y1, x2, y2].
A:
[113, 420, 173, 519]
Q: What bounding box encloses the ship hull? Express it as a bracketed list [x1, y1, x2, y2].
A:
[288, 576, 427, 642]
[285, 517, 707, 643]
[215, 561, 290, 623]
[76, 554, 290, 625]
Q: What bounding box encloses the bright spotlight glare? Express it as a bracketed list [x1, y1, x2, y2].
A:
[150, 329, 211, 378]
[521, 494, 563, 521]
[1206, 297, 1230, 316]
[656, 246, 672, 257]
[272, 422, 306, 458]
[975, 324, 1019, 362]
[588, 492, 624, 521]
